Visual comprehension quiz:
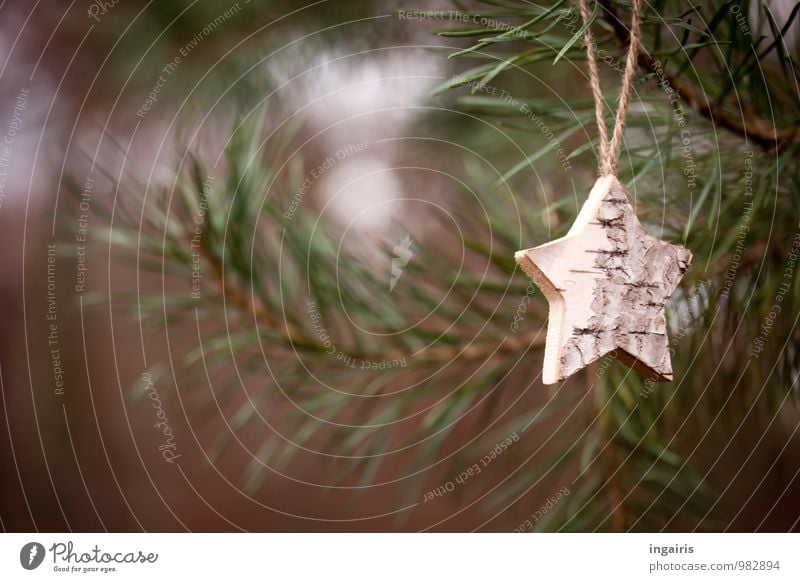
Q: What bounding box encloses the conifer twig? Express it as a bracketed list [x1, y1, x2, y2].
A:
[600, 0, 800, 150]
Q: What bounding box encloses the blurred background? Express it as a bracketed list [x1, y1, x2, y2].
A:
[1, 0, 799, 532]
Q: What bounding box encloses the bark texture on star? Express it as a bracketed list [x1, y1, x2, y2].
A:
[515, 175, 692, 385]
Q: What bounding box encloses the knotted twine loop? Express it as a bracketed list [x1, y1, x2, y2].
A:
[579, 0, 642, 176]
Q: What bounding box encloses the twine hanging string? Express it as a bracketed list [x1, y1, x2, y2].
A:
[579, 0, 642, 176]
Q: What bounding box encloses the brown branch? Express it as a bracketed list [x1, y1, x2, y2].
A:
[588, 360, 628, 532]
[600, 0, 799, 150]
[193, 234, 545, 364]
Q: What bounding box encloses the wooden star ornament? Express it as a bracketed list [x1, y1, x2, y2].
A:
[515, 175, 692, 385]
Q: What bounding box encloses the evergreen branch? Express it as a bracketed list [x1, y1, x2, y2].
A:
[600, 0, 800, 150]
[587, 361, 627, 532]
[188, 224, 545, 364]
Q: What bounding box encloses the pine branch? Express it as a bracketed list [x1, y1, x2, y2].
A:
[600, 0, 800, 150]
[191, 225, 545, 363]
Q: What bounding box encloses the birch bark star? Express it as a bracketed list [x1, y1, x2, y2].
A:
[515, 175, 692, 384]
